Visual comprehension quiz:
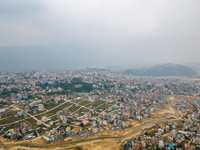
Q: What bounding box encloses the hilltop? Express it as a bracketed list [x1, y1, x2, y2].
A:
[123, 63, 197, 77]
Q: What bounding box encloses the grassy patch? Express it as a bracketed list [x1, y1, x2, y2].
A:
[76, 107, 90, 116]
[24, 117, 37, 124]
[148, 130, 156, 137]
[44, 100, 65, 110]
[79, 100, 91, 106]
[63, 145, 69, 147]
[163, 136, 168, 143]
[69, 105, 81, 113]
[5, 122, 22, 131]
[0, 115, 24, 125]
[98, 103, 109, 110]
[1, 110, 19, 118]
[50, 115, 58, 121]
[91, 113, 98, 117]
[75, 99, 84, 102]
[37, 128, 46, 135]
[86, 100, 105, 108]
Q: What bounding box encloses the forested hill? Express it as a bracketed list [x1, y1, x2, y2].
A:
[123, 64, 197, 77]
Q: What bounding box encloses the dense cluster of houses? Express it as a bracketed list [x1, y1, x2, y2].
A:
[42, 129, 65, 142]
[1, 122, 35, 141]
[121, 112, 200, 150]
[0, 70, 200, 147]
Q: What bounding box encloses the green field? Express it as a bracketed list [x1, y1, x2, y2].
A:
[91, 113, 98, 117]
[50, 115, 58, 121]
[0, 115, 24, 125]
[75, 99, 84, 102]
[98, 103, 109, 110]
[43, 100, 65, 110]
[79, 100, 91, 106]
[76, 107, 90, 116]
[24, 117, 37, 124]
[69, 105, 81, 113]
[28, 111, 35, 115]
[24, 118, 38, 128]
[37, 128, 46, 136]
[86, 100, 105, 107]
[4, 122, 21, 131]
[1, 109, 19, 118]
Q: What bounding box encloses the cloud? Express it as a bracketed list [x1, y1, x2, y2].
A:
[0, 0, 45, 16]
[0, 0, 200, 64]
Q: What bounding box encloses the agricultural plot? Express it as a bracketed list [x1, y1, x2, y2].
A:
[50, 115, 58, 121]
[91, 113, 98, 117]
[86, 100, 105, 108]
[79, 100, 91, 106]
[0, 115, 24, 125]
[68, 105, 81, 113]
[75, 99, 84, 102]
[43, 100, 65, 110]
[24, 118, 38, 129]
[3, 122, 22, 131]
[76, 107, 90, 116]
[24, 117, 37, 124]
[1, 109, 19, 118]
[97, 103, 109, 110]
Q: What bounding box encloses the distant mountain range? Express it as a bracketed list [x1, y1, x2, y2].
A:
[0, 45, 155, 71]
[123, 63, 197, 77]
[0, 45, 199, 76]
[0, 45, 105, 71]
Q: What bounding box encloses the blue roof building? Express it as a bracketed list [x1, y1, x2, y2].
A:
[169, 144, 174, 149]
[174, 136, 179, 141]
[23, 95, 28, 99]
[122, 142, 127, 146]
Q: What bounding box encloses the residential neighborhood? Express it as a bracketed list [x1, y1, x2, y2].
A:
[0, 69, 200, 149]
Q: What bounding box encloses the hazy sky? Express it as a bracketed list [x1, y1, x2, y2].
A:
[0, 0, 200, 65]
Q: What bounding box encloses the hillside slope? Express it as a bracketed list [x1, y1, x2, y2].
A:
[124, 64, 197, 77]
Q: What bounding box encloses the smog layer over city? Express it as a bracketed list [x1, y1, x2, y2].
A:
[0, 0, 200, 150]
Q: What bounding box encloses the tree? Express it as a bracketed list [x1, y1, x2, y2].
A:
[75, 146, 82, 150]
[72, 78, 82, 84]
[80, 123, 84, 127]
[121, 97, 124, 102]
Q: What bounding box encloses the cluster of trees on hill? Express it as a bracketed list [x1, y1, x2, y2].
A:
[0, 88, 19, 98]
[36, 78, 93, 94]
